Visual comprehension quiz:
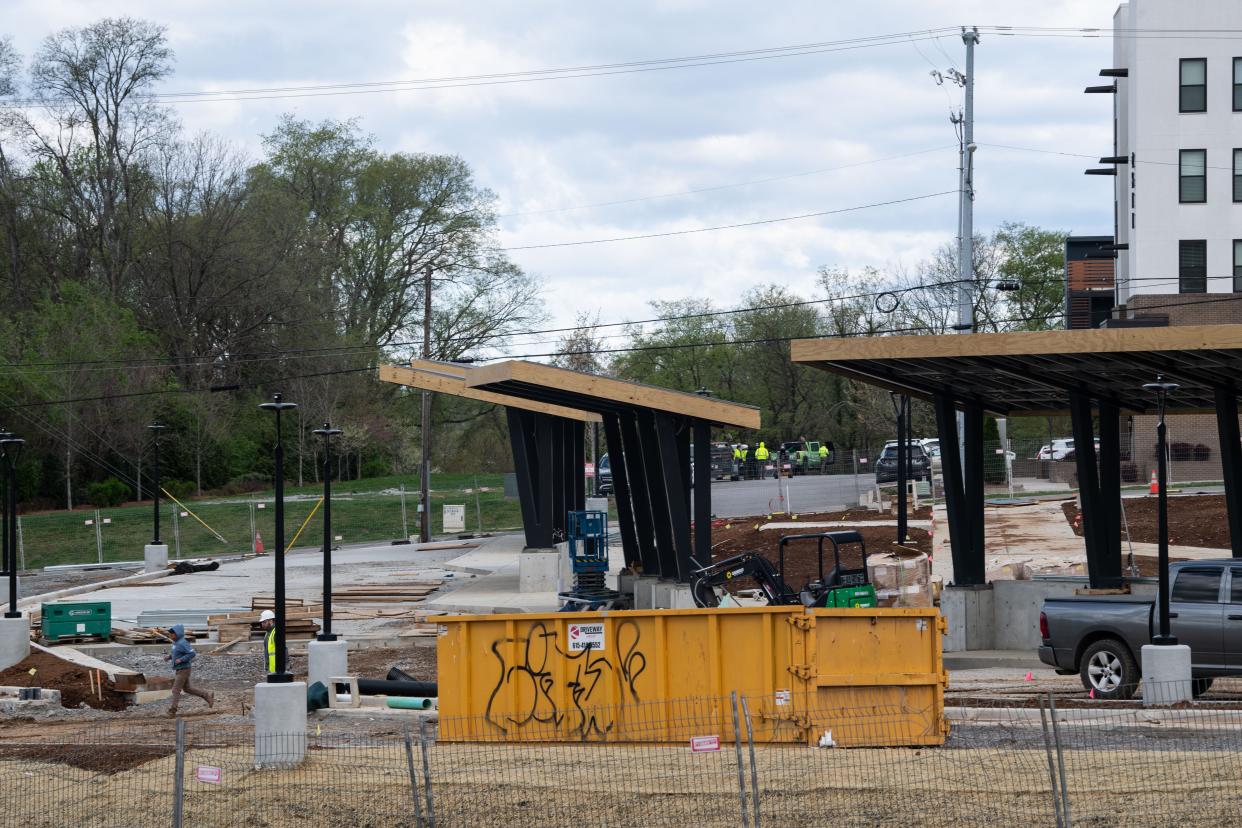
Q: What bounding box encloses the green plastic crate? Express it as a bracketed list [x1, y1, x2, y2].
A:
[41, 601, 111, 641]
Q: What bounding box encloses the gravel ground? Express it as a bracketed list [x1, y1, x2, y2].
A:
[19, 565, 143, 598]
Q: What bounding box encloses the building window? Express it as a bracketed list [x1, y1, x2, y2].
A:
[1180, 240, 1207, 293]
[1236, 59, 1242, 110]
[1180, 149, 1206, 202]
[1181, 58, 1207, 112]
[1236, 150, 1242, 202]
[1235, 240, 1242, 292]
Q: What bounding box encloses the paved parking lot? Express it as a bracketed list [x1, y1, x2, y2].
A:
[709, 473, 873, 518]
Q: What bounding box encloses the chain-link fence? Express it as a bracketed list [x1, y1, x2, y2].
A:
[2, 684, 1241, 827]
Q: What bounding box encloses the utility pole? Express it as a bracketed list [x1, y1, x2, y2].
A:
[957, 27, 980, 333]
[419, 263, 433, 544]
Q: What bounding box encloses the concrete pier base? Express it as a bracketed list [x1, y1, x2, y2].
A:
[253, 681, 308, 766]
[1142, 644, 1193, 706]
[306, 639, 348, 691]
[0, 615, 30, 671]
[143, 543, 168, 573]
[518, 549, 562, 593]
[940, 584, 994, 652]
[651, 582, 696, 609]
[631, 576, 659, 609]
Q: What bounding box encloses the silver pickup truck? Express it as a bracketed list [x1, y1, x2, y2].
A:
[1038, 559, 1242, 700]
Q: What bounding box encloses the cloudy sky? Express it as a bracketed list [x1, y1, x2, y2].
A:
[5, 1, 1122, 347]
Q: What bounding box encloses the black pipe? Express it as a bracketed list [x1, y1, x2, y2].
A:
[386, 667, 416, 682]
[355, 677, 438, 697]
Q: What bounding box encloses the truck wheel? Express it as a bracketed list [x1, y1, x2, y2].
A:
[1080, 639, 1138, 700]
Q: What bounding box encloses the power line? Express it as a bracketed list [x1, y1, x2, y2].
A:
[501, 191, 956, 250]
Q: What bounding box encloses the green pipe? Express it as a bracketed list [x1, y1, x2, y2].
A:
[386, 696, 434, 710]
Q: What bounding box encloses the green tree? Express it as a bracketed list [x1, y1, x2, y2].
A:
[994, 221, 1067, 331]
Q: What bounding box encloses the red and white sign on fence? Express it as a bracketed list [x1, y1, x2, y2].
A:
[690, 735, 721, 753]
[195, 766, 223, 784]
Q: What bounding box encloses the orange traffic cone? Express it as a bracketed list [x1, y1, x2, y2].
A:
[255, 531, 265, 554]
[1149, 470, 1159, 495]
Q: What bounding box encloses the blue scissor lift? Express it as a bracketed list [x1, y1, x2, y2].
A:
[558, 510, 625, 610]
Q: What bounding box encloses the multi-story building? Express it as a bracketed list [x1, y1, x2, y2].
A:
[1106, 0, 1242, 323]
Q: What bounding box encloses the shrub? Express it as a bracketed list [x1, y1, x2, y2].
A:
[220, 472, 270, 495]
[1193, 444, 1211, 462]
[87, 477, 129, 507]
[1120, 462, 1139, 483]
[163, 479, 195, 499]
[1168, 442, 1195, 462]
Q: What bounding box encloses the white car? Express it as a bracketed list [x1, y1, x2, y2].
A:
[1035, 438, 1099, 461]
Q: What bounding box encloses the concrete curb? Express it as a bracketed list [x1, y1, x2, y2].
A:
[20, 567, 174, 608]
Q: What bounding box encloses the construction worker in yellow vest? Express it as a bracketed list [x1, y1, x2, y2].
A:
[754, 442, 770, 478]
[819, 443, 830, 469]
[260, 609, 277, 673]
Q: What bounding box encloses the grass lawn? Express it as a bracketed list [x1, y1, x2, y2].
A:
[18, 472, 525, 570]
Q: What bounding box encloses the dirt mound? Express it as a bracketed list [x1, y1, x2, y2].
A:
[0, 742, 172, 773]
[1063, 494, 1230, 550]
[710, 512, 930, 593]
[0, 651, 127, 710]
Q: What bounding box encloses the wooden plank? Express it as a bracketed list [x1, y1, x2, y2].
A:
[464, 360, 761, 429]
[379, 363, 601, 423]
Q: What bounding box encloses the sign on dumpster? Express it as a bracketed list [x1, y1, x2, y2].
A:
[443, 504, 465, 532]
[690, 735, 721, 753]
[567, 622, 605, 651]
[195, 766, 222, 784]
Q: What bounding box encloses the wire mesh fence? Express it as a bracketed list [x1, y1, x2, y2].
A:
[3, 685, 1242, 826]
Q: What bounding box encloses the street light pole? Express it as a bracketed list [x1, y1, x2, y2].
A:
[1144, 376, 1179, 646]
[259, 393, 298, 682]
[148, 422, 167, 545]
[313, 422, 342, 641]
[420, 263, 433, 544]
[0, 435, 23, 619]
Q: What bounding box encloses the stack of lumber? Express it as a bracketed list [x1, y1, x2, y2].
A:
[332, 581, 441, 603]
[210, 602, 322, 643]
[111, 628, 172, 645]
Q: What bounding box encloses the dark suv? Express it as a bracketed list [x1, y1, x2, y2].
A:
[874, 442, 930, 483]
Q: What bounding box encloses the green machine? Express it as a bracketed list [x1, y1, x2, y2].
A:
[41, 601, 111, 641]
[777, 532, 878, 609]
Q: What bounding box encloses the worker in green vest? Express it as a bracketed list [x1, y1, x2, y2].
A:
[819, 443, 830, 471]
[260, 609, 277, 673]
[754, 441, 770, 478]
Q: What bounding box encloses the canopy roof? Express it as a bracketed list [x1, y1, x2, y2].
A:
[378, 361, 601, 422]
[790, 324, 1242, 415]
[464, 360, 761, 429]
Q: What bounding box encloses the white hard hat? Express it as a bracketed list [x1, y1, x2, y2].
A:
[259, 610, 276, 622]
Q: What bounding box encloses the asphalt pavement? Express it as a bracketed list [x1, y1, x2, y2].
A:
[709, 472, 873, 518]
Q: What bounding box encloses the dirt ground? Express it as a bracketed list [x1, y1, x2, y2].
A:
[710, 510, 930, 593]
[1063, 494, 1232, 549]
[0, 650, 127, 710]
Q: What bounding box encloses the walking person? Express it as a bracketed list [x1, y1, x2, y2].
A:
[166, 624, 213, 717]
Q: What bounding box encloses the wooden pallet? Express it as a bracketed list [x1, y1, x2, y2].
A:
[39, 634, 107, 646]
[111, 628, 171, 645]
[250, 596, 309, 610]
[332, 582, 441, 603]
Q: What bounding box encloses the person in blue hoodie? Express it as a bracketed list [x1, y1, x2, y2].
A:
[165, 624, 213, 717]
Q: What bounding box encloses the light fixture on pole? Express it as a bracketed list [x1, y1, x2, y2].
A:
[0, 434, 24, 619]
[1143, 376, 1179, 646]
[147, 422, 167, 545]
[312, 422, 342, 642]
[259, 393, 298, 682]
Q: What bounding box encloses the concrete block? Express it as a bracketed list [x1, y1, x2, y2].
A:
[651, 581, 696, 610]
[586, 497, 609, 512]
[518, 549, 561, 593]
[253, 681, 308, 766]
[327, 676, 360, 709]
[1142, 644, 1193, 706]
[632, 576, 659, 609]
[0, 615, 30, 671]
[0, 686, 60, 712]
[143, 543, 168, 573]
[940, 585, 994, 652]
[307, 638, 348, 691]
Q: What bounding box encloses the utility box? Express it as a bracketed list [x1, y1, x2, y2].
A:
[436, 606, 948, 747]
[41, 601, 111, 642]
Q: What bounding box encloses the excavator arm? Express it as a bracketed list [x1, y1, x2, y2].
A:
[690, 552, 799, 608]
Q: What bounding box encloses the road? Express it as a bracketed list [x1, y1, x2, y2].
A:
[709, 473, 873, 518]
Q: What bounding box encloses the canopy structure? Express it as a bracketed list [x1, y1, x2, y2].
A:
[382, 360, 760, 583]
[463, 360, 759, 583]
[792, 325, 1242, 588]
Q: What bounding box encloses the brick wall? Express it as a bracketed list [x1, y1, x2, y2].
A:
[1125, 293, 1242, 326]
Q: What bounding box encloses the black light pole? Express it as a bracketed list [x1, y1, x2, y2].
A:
[1144, 376, 1179, 646]
[891, 394, 909, 544]
[313, 422, 342, 642]
[148, 422, 167, 545]
[0, 435, 23, 619]
[259, 393, 298, 682]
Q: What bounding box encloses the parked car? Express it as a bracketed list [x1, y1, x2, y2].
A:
[1035, 438, 1100, 461]
[918, 438, 942, 474]
[874, 441, 931, 484]
[1038, 559, 1240, 699]
[596, 453, 613, 496]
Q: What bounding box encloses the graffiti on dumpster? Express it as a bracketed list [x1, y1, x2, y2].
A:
[484, 620, 648, 739]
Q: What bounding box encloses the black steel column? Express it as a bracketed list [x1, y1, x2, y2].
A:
[603, 414, 641, 569]
[933, 393, 968, 582]
[550, 418, 567, 542]
[621, 413, 660, 575]
[314, 422, 342, 641]
[1069, 391, 1109, 588]
[572, 421, 586, 512]
[693, 420, 711, 571]
[0, 435, 19, 618]
[149, 422, 165, 544]
[639, 412, 676, 580]
[894, 395, 909, 544]
[259, 394, 297, 683]
[1215, 384, 1242, 558]
[962, 403, 987, 585]
[655, 412, 693, 582]
[507, 409, 553, 549]
[1098, 400, 1123, 585]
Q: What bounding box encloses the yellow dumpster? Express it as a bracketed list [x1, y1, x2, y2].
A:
[435, 606, 948, 747]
